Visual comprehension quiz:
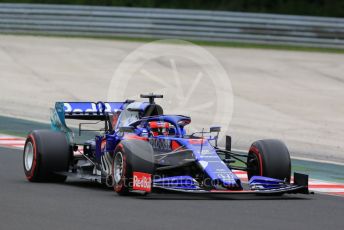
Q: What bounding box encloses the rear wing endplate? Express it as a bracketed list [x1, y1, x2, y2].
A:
[50, 102, 126, 143]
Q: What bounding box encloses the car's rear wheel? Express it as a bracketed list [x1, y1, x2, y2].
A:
[23, 130, 71, 182]
[112, 139, 154, 195]
[247, 139, 291, 182]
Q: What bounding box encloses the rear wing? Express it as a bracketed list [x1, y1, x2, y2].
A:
[61, 102, 125, 119]
[50, 101, 126, 143]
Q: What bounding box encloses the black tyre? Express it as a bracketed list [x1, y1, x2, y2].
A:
[112, 139, 154, 195]
[247, 139, 291, 182]
[23, 130, 71, 182]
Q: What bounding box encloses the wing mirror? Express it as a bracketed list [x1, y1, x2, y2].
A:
[210, 126, 221, 147]
[210, 126, 221, 133]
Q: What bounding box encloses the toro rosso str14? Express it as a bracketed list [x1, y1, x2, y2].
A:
[23, 94, 309, 196]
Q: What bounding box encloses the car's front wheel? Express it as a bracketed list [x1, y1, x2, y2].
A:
[113, 145, 131, 195]
[247, 139, 291, 182]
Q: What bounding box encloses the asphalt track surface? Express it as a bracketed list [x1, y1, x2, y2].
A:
[1, 147, 343, 230]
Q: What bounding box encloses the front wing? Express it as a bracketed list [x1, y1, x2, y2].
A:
[151, 173, 310, 195]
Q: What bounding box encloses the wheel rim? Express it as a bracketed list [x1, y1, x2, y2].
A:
[24, 141, 34, 171]
[114, 152, 124, 183]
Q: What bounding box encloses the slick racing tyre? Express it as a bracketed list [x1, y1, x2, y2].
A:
[23, 130, 71, 182]
[247, 139, 291, 182]
[112, 139, 154, 195]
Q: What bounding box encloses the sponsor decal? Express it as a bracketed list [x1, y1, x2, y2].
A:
[133, 172, 152, 192]
[215, 168, 226, 172]
[217, 173, 236, 183]
[199, 149, 212, 155]
[63, 102, 119, 114]
[199, 155, 218, 158]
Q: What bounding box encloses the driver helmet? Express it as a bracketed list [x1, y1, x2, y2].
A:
[148, 121, 170, 136]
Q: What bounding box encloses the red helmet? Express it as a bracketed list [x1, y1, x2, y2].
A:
[148, 121, 170, 136]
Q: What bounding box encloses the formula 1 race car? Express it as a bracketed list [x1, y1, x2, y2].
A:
[23, 94, 309, 196]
